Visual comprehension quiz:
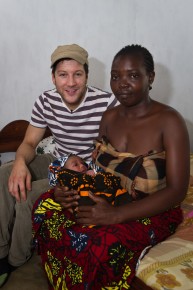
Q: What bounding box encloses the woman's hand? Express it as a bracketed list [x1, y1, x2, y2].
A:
[75, 192, 118, 226]
[54, 185, 80, 212]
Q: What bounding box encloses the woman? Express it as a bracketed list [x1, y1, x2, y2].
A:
[33, 44, 190, 289]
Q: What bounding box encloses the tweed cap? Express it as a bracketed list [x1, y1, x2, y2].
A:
[51, 44, 88, 67]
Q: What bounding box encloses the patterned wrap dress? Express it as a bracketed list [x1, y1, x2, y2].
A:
[32, 138, 183, 290]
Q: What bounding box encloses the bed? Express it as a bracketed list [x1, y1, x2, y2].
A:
[0, 120, 193, 290]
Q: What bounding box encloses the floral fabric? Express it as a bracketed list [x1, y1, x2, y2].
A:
[32, 189, 182, 290]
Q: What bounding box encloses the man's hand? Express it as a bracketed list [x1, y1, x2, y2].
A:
[8, 160, 32, 202]
[8, 124, 47, 202]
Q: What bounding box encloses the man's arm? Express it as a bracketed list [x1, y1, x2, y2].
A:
[8, 125, 46, 202]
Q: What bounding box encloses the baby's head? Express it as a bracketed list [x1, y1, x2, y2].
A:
[49, 154, 95, 186]
[64, 155, 88, 173]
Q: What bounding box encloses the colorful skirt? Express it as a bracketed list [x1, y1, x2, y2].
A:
[32, 189, 182, 290]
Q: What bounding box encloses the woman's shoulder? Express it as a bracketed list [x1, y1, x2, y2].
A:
[151, 101, 188, 142]
[152, 100, 184, 120]
[103, 104, 120, 118]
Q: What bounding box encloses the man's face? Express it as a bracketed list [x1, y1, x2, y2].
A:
[52, 59, 88, 110]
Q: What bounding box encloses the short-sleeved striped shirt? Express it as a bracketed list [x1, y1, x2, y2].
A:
[30, 86, 118, 162]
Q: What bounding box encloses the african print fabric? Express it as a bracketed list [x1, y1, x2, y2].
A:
[95, 137, 166, 199]
[51, 168, 133, 206]
[32, 190, 182, 290]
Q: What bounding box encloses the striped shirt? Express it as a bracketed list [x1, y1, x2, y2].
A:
[30, 86, 118, 162]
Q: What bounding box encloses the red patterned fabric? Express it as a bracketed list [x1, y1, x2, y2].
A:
[32, 189, 182, 290]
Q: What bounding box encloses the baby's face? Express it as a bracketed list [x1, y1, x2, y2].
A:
[65, 156, 88, 173]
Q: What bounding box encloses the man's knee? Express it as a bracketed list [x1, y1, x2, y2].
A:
[25, 179, 51, 207]
[28, 153, 55, 180]
[0, 162, 13, 187]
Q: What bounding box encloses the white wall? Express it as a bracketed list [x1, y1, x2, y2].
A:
[0, 0, 193, 151]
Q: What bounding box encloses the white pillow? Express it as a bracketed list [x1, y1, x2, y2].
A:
[36, 136, 55, 155]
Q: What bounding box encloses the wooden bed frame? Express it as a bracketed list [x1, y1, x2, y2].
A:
[0, 120, 152, 290]
[0, 119, 51, 153]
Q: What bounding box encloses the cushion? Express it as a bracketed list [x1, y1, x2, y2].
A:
[36, 136, 55, 155]
[136, 174, 193, 290]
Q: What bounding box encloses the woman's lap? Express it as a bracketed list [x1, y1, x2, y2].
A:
[32, 189, 182, 290]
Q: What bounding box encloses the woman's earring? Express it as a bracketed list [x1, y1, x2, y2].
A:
[149, 77, 153, 90]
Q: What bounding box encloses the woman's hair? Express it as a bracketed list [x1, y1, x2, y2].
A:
[113, 44, 154, 73]
[52, 58, 89, 76]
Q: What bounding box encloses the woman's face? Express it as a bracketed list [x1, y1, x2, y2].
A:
[110, 54, 154, 108]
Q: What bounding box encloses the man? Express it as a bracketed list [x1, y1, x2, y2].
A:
[0, 44, 118, 286]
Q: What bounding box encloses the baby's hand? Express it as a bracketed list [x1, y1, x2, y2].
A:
[86, 169, 95, 176]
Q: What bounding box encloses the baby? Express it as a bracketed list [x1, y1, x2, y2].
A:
[61, 154, 96, 176]
[32, 154, 134, 231]
[48, 154, 133, 206]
